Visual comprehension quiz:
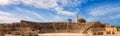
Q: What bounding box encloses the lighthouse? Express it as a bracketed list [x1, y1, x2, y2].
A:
[75, 12, 78, 23]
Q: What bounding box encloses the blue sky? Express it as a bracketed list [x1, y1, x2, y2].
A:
[0, 0, 120, 25]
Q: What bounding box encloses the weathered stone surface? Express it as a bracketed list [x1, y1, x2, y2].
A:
[0, 18, 119, 36]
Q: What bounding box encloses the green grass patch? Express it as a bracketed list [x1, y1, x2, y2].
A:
[114, 26, 120, 29]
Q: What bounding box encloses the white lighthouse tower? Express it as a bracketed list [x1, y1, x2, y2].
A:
[75, 12, 78, 23]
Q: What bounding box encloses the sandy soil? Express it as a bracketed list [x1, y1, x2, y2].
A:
[38, 33, 120, 36]
[38, 33, 89, 36]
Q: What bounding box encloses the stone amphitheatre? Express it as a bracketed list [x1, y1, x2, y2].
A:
[0, 17, 120, 36]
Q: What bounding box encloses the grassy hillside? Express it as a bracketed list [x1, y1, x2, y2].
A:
[0, 24, 5, 27]
[0, 23, 8, 27]
[114, 26, 120, 29]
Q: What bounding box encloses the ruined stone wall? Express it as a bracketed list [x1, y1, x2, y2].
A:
[20, 20, 83, 33]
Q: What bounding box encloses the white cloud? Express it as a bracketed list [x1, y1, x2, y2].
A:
[55, 7, 75, 16]
[0, 0, 86, 22]
[0, 11, 13, 16]
[58, 0, 82, 7]
[110, 14, 120, 19]
[86, 16, 99, 22]
[21, 0, 33, 5]
[34, 0, 58, 9]
[14, 7, 69, 22]
[0, 16, 20, 23]
[23, 16, 37, 21]
[0, 0, 9, 5]
[89, 4, 120, 17]
[0, 0, 20, 5]
[31, 12, 46, 21]
[50, 16, 65, 22]
[21, 0, 58, 9]
[0, 11, 21, 23]
[0, 0, 80, 16]
[86, 4, 120, 22]
[57, 11, 75, 16]
[21, 0, 78, 16]
[14, 7, 47, 21]
[0, 9, 46, 23]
